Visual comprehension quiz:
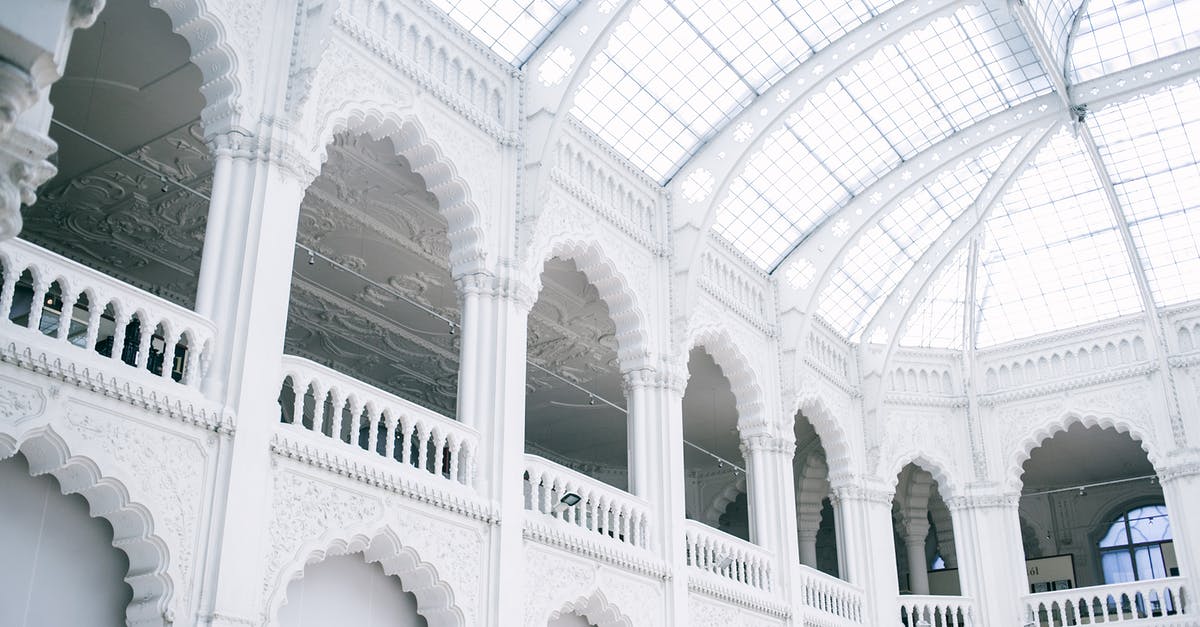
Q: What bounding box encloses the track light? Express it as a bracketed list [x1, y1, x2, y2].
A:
[307, 249, 316, 265]
[552, 492, 582, 514]
[160, 176, 170, 192]
[1077, 488, 1087, 497]
[588, 395, 596, 405]
[716, 555, 734, 570]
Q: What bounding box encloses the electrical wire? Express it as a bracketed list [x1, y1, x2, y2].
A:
[1022, 474, 1158, 497]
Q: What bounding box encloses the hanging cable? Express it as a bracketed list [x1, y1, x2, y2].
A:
[1021, 474, 1159, 497]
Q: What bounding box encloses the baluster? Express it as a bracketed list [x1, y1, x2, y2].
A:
[183, 334, 203, 387]
[432, 429, 446, 476]
[461, 445, 475, 486]
[160, 329, 179, 379]
[289, 377, 306, 426]
[447, 436, 461, 482]
[538, 472, 551, 514]
[399, 417, 414, 465]
[311, 384, 328, 434]
[384, 414, 397, 460]
[365, 404, 380, 453]
[415, 423, 430, 472]
[326, 389, 345, 439]
[26, 275, 49, 331]
[0, 264, 19, 320]
[82, 292, 103, 350]
[134, 316, 153, 369]
[109, 308, 130, 364]
[55, 288, 78, 341]
[347, 397, 364, 446]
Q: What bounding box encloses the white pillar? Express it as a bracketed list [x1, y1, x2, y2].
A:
[194, 135, 315, 626]
[455, 271, 534, 626]
[947, 492, 1026, 627]
[741, 430, 800, 592]
[796, 500, 823, 568]
[832, 482, 902, 625]
[903, 521, 931, 595]
[1159, 460, 1200, 582]
[0, 0, 105, 239]
[624, 366, 689, 623]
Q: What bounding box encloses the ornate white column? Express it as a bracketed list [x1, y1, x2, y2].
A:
[831, 481, 902, 625]
[193, 131, 317, 627]
[624, 365, 689, 623]
[796, 504, 822, 568]
[946, 492, 1026, 627]
[1159, 456, 1200, 582]
[740, 427, 800, 592]
[0, 0, 106, 239]
[454, 270, 535, 626]
[902, 517, 931, 595]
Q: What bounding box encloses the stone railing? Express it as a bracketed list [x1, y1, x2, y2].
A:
[278, 355, 478, 487]
[899, 595, 976, 626]
[684, 520, 773, 591]
[1023, 578, 1190, 625]
[0, 238, 214, 389]
[523, 454, 650, 549]
[798, 565, 865, 623]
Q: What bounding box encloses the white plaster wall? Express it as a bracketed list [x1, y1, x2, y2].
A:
[278, 554, 427, 627]
[0, 452, 133, 627]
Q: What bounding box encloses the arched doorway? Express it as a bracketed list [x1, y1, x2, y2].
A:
[892, 463, 960, 596]
[794, 411, 839, 577]
[0, 452, 133, 626]
[681, 347, 746, 538]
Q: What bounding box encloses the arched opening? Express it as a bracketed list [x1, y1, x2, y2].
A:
[794, 411, 840, 577]
[892, 463, 960, 596]
[548, 614, 597, 627]
[278, 553, 428, 627]
[283, 132, 461, 419]
[524, 258, 627, 489]
[22, 0, 210, 309]
[0, 451, 133, 626]
[1018, 423, 1171, 591]
[681, 347, 746, 539]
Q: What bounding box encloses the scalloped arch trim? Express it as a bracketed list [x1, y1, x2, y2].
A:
[549, 588, 635, 627]
[794, 392, 855, 480]
[265, 526, 465, 627]
[884, 452, 960, 501]
[1005, 410, 1160, 491]
[685, 322, 765, 429]
[0, 427, 174, 626]
[148, 0, 242, 133]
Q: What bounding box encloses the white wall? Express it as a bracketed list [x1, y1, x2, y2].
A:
[0, 452, 133, 627]
[278, 554, 427, 627]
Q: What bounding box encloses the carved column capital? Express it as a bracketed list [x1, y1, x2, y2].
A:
[455, 271, 537, 311]
[621, 365, 689, 395]
[942, 492, 1021, 511]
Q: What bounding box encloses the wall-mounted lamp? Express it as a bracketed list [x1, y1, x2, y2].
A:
[552, 492, 582, 514]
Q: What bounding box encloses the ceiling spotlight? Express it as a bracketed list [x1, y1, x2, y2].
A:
[160, 176, 170, 193]
[552, 492, 582, 514]
[716, 555, 735, 570]
[588, 395, 596, 405]
[307, 249, 316, 265]
[448, 323, 456, 335]
[1077, 488, 1087, 497]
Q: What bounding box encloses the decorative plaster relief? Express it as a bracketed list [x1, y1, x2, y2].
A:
[0, 373, 46, 427]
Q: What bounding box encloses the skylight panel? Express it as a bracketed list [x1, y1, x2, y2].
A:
[1091, 78, 1200, 306]
[975, 130, 1143, 347]
[429, 0, 580, 64]
[1026, 0, 1083, 72]
[900, 247, 969, 349]
[572, 0, 753, 181]
[1069, 0, 1200, 82]
[818, 141, 1015, 339]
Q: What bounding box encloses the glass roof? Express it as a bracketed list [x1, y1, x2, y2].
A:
[1027, 0, 1083, 73]
[818, 139, 1017, 340]
[1068, 0, 1200, 82]
[900, 247, 969, 349]
[1090, 77, 1200, 307]
[975, 129, 1144, 347]
[429, 0, 580, 64]
[711, 4, 1049, 270]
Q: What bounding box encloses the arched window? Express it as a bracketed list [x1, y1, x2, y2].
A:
[1098, 505, 1173, 584]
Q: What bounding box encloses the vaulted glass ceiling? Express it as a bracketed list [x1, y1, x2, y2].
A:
[427, 0, 1200, 349]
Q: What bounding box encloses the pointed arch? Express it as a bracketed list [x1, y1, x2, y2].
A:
[792, 391, 855, 483]
[149, 0, 244, 134]
[265, 524, 465, 627]
[549, 589, 635, 627]
[528, 236, 652, 372]
[1006, 410, 1161, 492]
[885, 452, 961, 502]
[0, 426, 174, 625]
[684, 319, 766, 430]
[308, 103, 490, 277]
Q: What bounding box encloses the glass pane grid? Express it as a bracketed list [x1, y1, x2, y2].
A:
[900, 247, 969, 349]
[1092, 78, 1200, 306]
[1069, 0, 1200, 82]
[820, 141, 1013, 339]
[572, 0, 755, 182]
[976, 130, 1143, 347]
[1028, 0, 1081, 68]
[429, 0, 581, 63]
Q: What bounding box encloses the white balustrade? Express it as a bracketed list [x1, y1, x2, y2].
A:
[798, 565, 865, 623]
[523, 454, 651, 549]
[899, 595, 975, 627]
[1023, 578, 1190, 625]
[684, 520, 774, 591]
[0, 238, 214, 388]
[278, 355, 479, 488]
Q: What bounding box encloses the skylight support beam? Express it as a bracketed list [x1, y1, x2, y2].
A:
[960, 235, 988, 480]
[1008, 0, 1186, 445]
[670, 0, 971, 273]
[859, 120, 1060, 380]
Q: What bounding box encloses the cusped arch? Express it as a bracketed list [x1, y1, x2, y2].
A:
[884, 452, 961, 503]
[309, 103, 490, 277]
[549, 588, 635, 627]
[703, 474, 747, 524]
[265, 524, 465, 627]
[0, 426, 174, 625]
[528, 236, 653, 372]
[684, 318, 766, 430]
[793, 391, 856, 483]
[1006, 410, 1161, 492]
[149, 0, 244, 133]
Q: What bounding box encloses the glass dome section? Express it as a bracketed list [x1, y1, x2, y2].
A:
[975, 129, 1143, 347]
[900, 247, 969, 349]
[1068, 0, 1200, 82]
[1090, 78, 1200, 307]
[429, 0, 580, 64]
